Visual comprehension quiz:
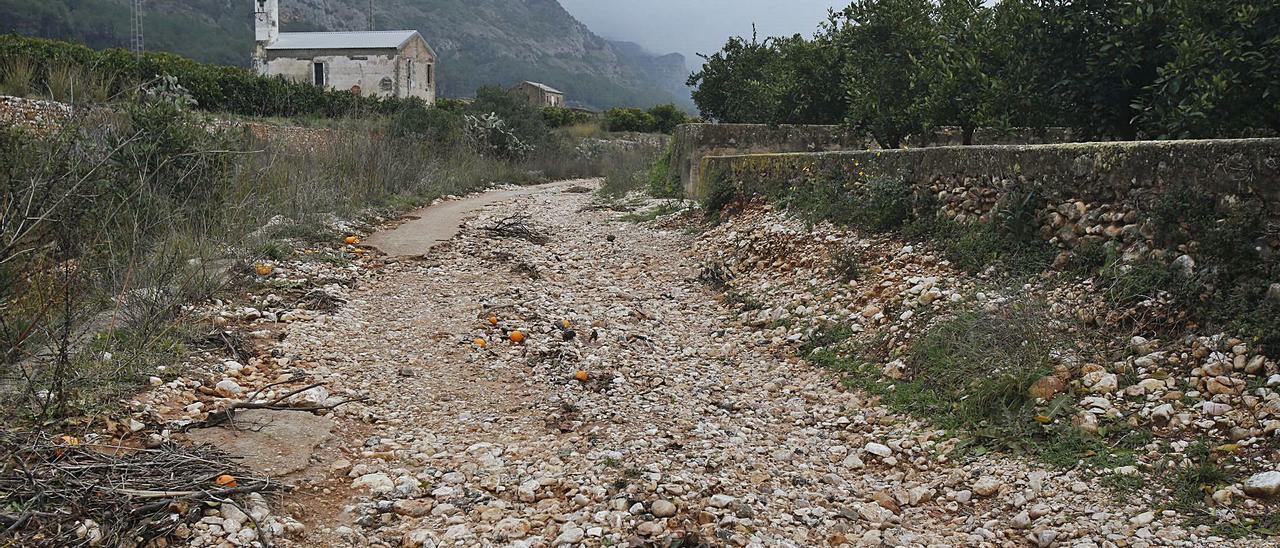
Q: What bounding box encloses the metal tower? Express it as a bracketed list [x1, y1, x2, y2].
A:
[130, 0, 145, 57]
[368, 0, 374, 31]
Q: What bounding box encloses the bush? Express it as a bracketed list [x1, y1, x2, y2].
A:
[603, 104, 694, 134]
[541, 106, 592, 128]
[391, 99, 463, 146]
[604, 107, 656, 133]
[645, 145, 680, 198]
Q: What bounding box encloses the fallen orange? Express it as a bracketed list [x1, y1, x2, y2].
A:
[215, 474, 238, 488]
[488, 315, 499, 326]
[573, 370, 589, 382]
[509, 331, 526, 344]
[474, 338, 487, 348]
[344, 236, 360, 245]
[254, 264, 274, 276]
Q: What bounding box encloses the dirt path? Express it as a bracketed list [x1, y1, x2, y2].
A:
[266, 180, 1248, 547]
[364, 181, 581, 257]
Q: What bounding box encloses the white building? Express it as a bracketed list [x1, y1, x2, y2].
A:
[251, 0, 437, 102]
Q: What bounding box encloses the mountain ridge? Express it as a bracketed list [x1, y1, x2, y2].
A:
[0, 0, 693, 110]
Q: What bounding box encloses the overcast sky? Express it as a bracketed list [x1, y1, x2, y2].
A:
[559, 0, 845, 67]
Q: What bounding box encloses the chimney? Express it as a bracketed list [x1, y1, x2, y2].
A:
[252, 0, 280, 74]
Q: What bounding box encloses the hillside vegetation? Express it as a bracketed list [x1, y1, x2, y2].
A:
[0, 0, 692, 110]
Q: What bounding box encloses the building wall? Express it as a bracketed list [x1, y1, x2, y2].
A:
[396, 37, 437, 102]
[512, 83, 563, 108]
[264, 40, 436, 102]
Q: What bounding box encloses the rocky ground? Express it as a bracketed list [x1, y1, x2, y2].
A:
[117, 180, 1280, 547]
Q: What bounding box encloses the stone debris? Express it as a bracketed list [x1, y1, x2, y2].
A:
[114, 181, 1279, 546]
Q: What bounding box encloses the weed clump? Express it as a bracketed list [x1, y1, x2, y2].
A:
[805, 304, 1149, 469]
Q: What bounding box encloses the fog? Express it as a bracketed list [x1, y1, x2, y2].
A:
[559, 0, 846, 65]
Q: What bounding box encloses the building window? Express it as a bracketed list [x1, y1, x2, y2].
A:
[427, 64, 434, 86]
[312, 61, 325, 87]
[407, 59, 414, 90]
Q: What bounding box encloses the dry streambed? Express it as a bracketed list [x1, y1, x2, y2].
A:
[116, 180, 1279, 547]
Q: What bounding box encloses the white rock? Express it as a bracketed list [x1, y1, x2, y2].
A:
[403, 530, 436, 548]
[864, 442, 892, 458]
[289, 385, 329, 407]
[552, 525, 584, 545]
[651, 499, 677, 518]
[351, 472, 394, 494]
[973, 476, 1001, 497]
[1243, 471, 1280, 498]
[214, 379, 243, 397]
[494, 518, 530, 539]
[709, 494, 736, 508]
[1130, 511, 1155, 526]
[1092, 373, 1118, 394]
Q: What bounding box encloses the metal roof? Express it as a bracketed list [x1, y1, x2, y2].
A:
[520, 81, 564, 95]
[266, 30, 421, 51]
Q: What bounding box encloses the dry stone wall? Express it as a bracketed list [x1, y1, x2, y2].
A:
[671, 123, 1078, 195]
[698, 138, 1280, 267]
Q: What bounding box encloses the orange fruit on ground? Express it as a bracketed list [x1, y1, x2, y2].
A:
[474, 338, 487, 348]
[560, 319, 572, 329]
[509, 331, 526, 344]
[344, 236, 360, 245]
[215, 474, 238, 488]
[488, 315, 499, 326]
[573, 370, 589, 382]
[254, 264, 274, 276]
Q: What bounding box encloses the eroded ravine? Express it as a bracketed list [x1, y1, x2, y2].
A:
[265, 180, 1261, 547]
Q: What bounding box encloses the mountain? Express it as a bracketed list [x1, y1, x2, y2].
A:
[0, 0, 694, 111]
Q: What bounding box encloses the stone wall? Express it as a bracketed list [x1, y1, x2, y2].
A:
[670, 124, 868, 197]
[670, 123, 1078, 195]
[0, 96, 76, 133]
[697, 138, 1280, 263]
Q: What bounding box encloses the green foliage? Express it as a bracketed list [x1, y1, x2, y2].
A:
[645, 104, 692, 134]
[0, 53, 35, 96]
[830, 247, 865, 282]
[604, 107, 656, 133]
[468, 86, 551, 147]
[688, 30, 847, 125]
[391, 99, 463, 146]
[806, 308, 1146, 469]
[1101, 189, 1280, 352]
[645, 145, 680, 198]
[688, 0, 1280, 141]
[700, 168, 737, 216]
[602, 104, 693, 134]
[834, 0, 936, 148]
[776, 172, 914, 233]
[540, 106, 593, 128]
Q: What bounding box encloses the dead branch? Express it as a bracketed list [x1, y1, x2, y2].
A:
[184, 381, 367, 430]
[481, 214, 551, 245]
[0, 431, 283, 547]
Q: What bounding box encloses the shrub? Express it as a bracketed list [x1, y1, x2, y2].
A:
[541, 106, 592, 128]
[604, 107, 656, 133]
[701, 168, 737, 216]
[391, 99, 464, 146]
[0, 54, 36, 97]
[645, 145, 680, 198]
